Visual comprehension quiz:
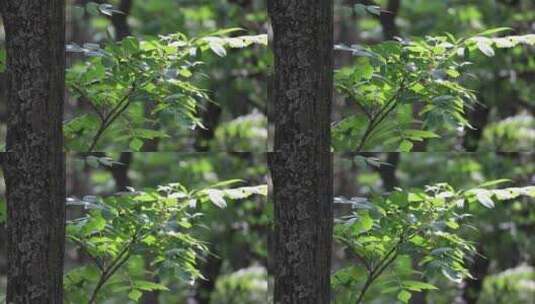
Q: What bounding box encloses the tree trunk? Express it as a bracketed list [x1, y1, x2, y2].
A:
[109, 152, 133, 191]
[268, 1, 333, 302]
[376, 153, 400, 191]
[0, 0, 66, 302]
[111, 0, 132, 40]
[349, 0, 401, 40]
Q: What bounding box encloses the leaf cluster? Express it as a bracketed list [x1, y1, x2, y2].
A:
[333, 182, 535, 303]
[64, 180, 267, 303]
[333, 30, 535, 151]
[65, 30, 267, 151]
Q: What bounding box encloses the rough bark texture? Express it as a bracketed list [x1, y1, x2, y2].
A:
[268, 1, 333, 303]
[0, 0, 66, 302]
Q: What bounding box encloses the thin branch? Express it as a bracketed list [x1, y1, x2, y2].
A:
[355, 233, 406, 304]
[69, 236, 104, 271]
[71, 85, 105, 121]
[87, 230, 140, 304]
[355, 78, 406, 151]
[87, 83, 136, 152]
[337, 236, 372, 273]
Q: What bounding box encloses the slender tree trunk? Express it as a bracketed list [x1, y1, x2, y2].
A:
[0, 0, 66, 302]
[349, 0, 401, 40]
[268, 1, 333, 302]
[108, 152, 132, 191]
[111, 0, 132, 40]
[455, 245, 490, 304]
[376, 153, 400, 191]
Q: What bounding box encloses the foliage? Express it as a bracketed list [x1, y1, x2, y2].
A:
[479, 113, 535, 151]
[0, 198, 5, 225]
[65, 29, 267, 152]
[0, 48, 5, 73]
[211, 265, 268, 304]
[479, 264, 535, 304]
[333, 182, 535, 303]
[64, 180, 267, 303]
[333, 31, 535, 151]
[213, 110, 268, 152]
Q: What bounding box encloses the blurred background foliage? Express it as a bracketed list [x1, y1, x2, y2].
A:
[333, 152, 535, 303]
[334, 0, 535, 151]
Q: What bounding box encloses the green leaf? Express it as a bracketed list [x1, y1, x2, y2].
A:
[135, 129, 169, 140]
[0, 199, 6, 224]
[205, 189, 227, 208]
[355, 211, 374, 233]
[403, 130, 440, 140]
[402, 280, 438, 291]
[224, 185, 268, 199]
[397, 290, 412, 303]
[442, 267, 463, 283]
[209, 41, 227, 57]
[399, 140, 414, 152]
[203, 27, 244, 37]
[477, 179, 511, 188]
[80, 211, 106, 235]
[476, 40, 495, 57]
[129, 138, 144, 151]
[446, 219, 460, 230]
[0, 48, 6, 73]
[99, 3, 123, 16]
[86, 2, 100, 16]
[122, 36, 140, 54]
[475, 190, 495, 208]
[354, 4, 367, 15]
[430, 247, 453, 256]
[366, 5, 381, 16]
[128, 289, 143, 301]
[133, 280, 169, 291]
[476, 27, 513, 37]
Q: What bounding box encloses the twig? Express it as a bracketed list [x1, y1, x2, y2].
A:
[87, 230, 140, 304]
[354, 233, 406, 304]
[71, 85, 105, 121]
[69, 236, 104, 271]
[87, 83, 136, 152]
[355, 78, 406, 151]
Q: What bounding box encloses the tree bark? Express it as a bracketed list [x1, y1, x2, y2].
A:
[268, 1, 333, 302]
[0, 0, 66, 302]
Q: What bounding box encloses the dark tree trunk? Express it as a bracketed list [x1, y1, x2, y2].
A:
[268, 1, 333, 302]
[0, 0, 66, 302]
[376, 153, 400, 191]
[194, 102, 222, 152]
[462, 100, 490, 152]
[188, 253, 223, 304]
[456, 246, 490, 304]
[111, 0, 132, 40]
[379, 0, 401, 40]
[350, 0, 401, 40]
[109, 152, 132, 191]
